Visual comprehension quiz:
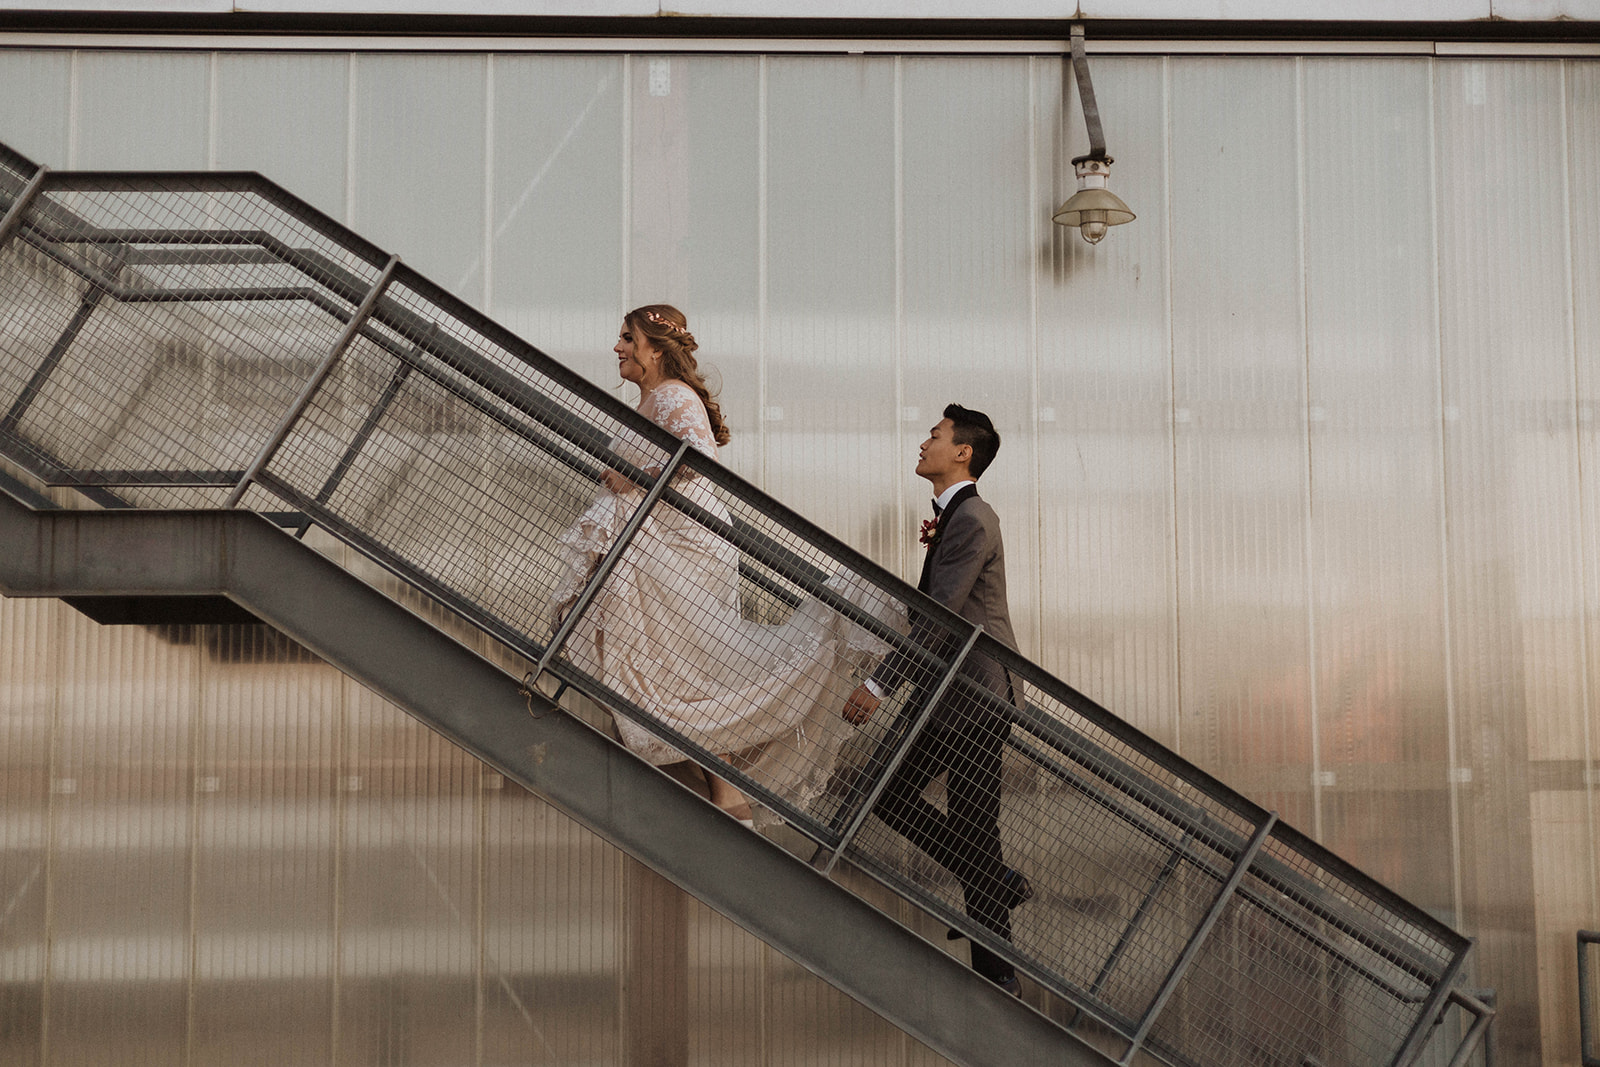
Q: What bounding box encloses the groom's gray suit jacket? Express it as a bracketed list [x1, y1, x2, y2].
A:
[872, 483, 1020, 732]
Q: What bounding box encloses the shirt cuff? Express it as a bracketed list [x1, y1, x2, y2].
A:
[863, 678, 885, 699]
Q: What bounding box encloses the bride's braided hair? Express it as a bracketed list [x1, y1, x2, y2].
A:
[626, 304, 731, 445]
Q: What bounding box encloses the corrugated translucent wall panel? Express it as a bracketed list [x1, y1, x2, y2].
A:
[49, 613, 195, 1063]
[351, 54, 488, 305]
[1168, 58, 1316, 829]
[73, 51, 211, 169]
[901, 55, 1038, 653]
[626, 55, 763, 484]
[192, 627, 339, 1065]
[1300, 58, 1453, 903]
[0, 596, 51, 1065]
[1531, 791, 1592, 1065]
[484, 782, 620, 1064]
[337, 683, 480, 1062]
[0, 49, 71, 165]
[685, 885, 758, 1065]
[489, 54, 624, 377]
[1034, 55, 1177, 746]
[764, 57, 900, 558]
[1436, 59, 1578, 1058]
[213, 52, 352, 223]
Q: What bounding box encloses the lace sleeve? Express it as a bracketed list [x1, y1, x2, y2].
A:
[644, 381, 719, 460]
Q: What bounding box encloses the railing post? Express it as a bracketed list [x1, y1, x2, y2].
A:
[225, 253, 401, 508]
[1582, 930, 1600, 1067]
[1439, 988, 1495, 1067]
[0, 165, 48, 252]
[1117, 810, 1278, 1066]
[534, 439, 695, 677]
[1387, 932, 1471, 1067]
[811, 626, 984, 876]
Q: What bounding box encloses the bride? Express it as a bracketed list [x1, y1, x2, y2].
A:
[550, 304, 898, 828]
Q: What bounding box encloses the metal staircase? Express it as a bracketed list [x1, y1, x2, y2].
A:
[0, 141, 1490, 1067]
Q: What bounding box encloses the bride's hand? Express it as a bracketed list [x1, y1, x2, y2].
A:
[842, 684, 880, 725]
[600, 469, 636, 494]
[601, 465, 666, 495]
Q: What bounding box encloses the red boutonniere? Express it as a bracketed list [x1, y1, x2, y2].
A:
[919, 517, 941, 548]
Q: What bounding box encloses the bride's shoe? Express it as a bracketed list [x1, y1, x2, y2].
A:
[718, 799, 755, 828]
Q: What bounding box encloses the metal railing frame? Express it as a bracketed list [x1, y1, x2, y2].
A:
[0, 150, 1490, 1067]
[226, 252, 401, 507]
[1582, 930, 1600, 1067]
[534, 439, 694, 678]
[1119, 812, 1278, 1065]
[813, 627, 985, 877]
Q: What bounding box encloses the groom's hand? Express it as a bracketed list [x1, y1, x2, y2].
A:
[842, 684, 880, 725]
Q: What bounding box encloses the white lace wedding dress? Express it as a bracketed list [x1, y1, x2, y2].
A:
[551, 380, 901, 820]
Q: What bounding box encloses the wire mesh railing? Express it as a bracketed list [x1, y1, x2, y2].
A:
[0, 141, 1487, 1067]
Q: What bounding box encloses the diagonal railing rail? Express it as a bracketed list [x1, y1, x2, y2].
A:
[0, 139, 1488, 1067]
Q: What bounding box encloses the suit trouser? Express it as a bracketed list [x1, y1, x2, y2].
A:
[874, 716, 1013, 984]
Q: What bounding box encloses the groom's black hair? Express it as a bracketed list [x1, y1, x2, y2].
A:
[944, 403, 1000, 479]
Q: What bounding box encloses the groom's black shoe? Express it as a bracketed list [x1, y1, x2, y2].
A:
[948, 867, 1033, 940]
[997, 867, 1033, 910]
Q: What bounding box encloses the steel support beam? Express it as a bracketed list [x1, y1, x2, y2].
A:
[0, 485, 1109, 1067]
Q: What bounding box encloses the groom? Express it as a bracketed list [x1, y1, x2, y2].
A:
[842, 403, 1030, 995]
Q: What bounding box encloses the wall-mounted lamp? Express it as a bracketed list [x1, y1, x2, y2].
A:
[1052, 24, 1135, 245]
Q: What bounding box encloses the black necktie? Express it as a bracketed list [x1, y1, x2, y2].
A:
[932, 499, 942, 517]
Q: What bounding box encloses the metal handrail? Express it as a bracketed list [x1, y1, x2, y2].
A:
[0, 146, 1479, 1067]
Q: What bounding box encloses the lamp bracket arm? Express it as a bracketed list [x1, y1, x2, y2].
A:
[1070, 23, 1109, 162]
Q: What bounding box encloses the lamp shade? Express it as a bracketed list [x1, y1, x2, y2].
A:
[1052, 187, 1136, 235]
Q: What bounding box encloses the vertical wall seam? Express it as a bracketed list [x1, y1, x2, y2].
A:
[479, 56, 498, 622]
[621, 54, 633, 312]
[475, 759, 487, 1067]
[344, 54, 357, 228]
[893, 56, 906, 581]
[1295, 57, 1324, 843]
[194, 57, 219, 1052]
[66, 50, 79, 168]
[1428, 57, 1466, 929]
[331, 665, 349, 1062]
[184, 626, 205, 1067]
[206, 52, 219, 171]
[482, 53, 496, 317]
[1163, 55, 1183, 757]
[39, 601, 62, 1067]
[757, 55, 770, 491]
[1028, 55, 1044, 659]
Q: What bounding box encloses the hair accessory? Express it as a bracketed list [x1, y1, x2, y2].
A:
[641, 308, 696, 348]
